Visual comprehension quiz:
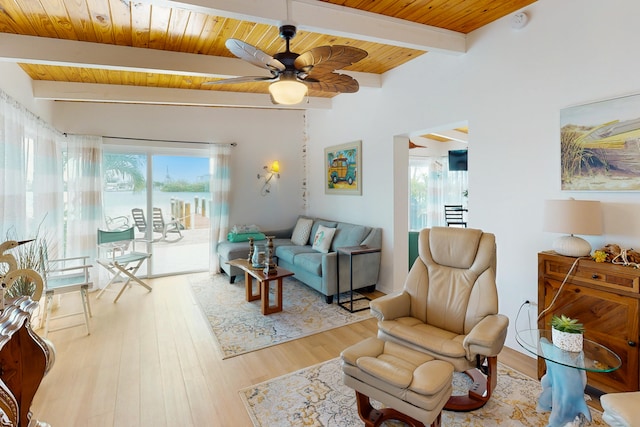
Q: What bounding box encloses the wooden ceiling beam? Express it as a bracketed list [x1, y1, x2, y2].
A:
[292, 0, 466, 54]
[163, 0, 466, 53]
[0, 33, 381, 88]
[0, 33, 266, 79]
[32, 80, 333, 109]
[428, 129, 469, 143]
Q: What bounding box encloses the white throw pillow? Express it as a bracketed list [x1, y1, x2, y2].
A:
[312, 225, 336, 253]
[291, 217, 314, 246]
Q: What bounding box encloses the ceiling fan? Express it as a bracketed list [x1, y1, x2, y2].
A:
[205, 25, 368, 105]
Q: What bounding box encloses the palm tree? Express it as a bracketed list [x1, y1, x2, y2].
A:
[103, 154, 146, 191]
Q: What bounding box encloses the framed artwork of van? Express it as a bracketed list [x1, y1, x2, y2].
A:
[561, 93, 640, 191]
[324, 140, 362, 195]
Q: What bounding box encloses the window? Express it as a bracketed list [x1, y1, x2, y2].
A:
[103, 146, 211, 276]
[409, 156, 468, 230]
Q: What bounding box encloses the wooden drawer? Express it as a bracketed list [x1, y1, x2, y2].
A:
[543, 256, 640, 294]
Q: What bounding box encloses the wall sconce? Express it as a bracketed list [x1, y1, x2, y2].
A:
[543, 198, 603, 257]
[257, 161, 280, 195]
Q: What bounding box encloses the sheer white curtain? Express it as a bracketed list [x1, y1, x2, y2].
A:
[409, 156, 468, 229]
[63, 135, 103, 261]
[0, 89, 103, 271]
[209, 144, 231, 274]
[0, 90, 63, 244]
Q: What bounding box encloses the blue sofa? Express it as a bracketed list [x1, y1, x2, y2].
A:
[217, 217, 382, 303]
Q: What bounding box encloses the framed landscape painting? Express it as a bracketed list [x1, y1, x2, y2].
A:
[560, 93, 640, 191]
[324, 140, 362, 195]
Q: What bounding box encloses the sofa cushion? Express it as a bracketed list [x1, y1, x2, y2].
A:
[331, 223, 369, 251]
[291, 217, 314, 246]
[312, 225, 336, 253]
[309, 219, 337, 245]
[275, 244, 316, 264]
[293, 252, 324, 276]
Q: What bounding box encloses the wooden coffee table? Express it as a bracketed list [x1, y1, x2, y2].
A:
[226, 259, 294, 315]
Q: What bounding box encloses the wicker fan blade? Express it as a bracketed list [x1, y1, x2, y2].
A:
[295, 45, 367, 77]
[303, 73, 359, 94]
[202, 76, 277, 86]
[225, 39, 285, 72]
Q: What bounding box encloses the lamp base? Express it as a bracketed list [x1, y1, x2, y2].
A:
[552, 235, 592, 257]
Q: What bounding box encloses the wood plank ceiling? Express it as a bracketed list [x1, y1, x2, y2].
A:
[0, 0, 536, 109]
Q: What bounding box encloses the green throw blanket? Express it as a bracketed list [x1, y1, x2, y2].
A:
[227, 232, 266, 242]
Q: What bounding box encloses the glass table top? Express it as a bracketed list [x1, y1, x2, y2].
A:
[516, 329, 621, 373]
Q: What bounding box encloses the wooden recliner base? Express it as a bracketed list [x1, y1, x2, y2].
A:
[355, 391, 442, 427]
[444, 356, 497, 412]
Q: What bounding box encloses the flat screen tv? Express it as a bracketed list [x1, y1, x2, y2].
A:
[448, 149, 468, 171]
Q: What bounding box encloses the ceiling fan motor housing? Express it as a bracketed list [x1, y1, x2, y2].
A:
[210, 23, 366, 98]
[274, 51, 299, 68]
[279, 25, 297, 41]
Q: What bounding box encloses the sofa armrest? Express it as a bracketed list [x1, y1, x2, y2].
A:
[369, 291, 411, 321]
[320, 252, 338, 293]
[463, 314, 509, 358]
[361, 227, 382, 248]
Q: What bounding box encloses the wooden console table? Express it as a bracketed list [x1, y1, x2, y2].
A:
[538, 251, 640, 393]
[0, 296, 55, 426]
[227, 259, 294, 315]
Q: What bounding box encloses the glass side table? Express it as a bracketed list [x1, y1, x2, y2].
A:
[516, 329, 621, 427]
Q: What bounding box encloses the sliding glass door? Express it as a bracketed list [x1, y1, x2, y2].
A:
[409, 156, 468, 229]
[103, 144, 210, 277]
[149, 154, 210, 275]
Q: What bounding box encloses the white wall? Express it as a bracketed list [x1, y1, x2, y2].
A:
[0, 62, 55, 123]
[52, 102, 308, 231]
[307, 0, 640, 353]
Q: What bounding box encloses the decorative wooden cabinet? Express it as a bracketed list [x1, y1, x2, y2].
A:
[0, 297, 54, 426]
[538, 251, 640, 394]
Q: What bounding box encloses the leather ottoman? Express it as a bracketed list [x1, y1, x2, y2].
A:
[341, 337, 453, 427]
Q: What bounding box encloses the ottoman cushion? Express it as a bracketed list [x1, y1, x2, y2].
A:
[342, 337, 453, 414]
[601, 392, 640, 427]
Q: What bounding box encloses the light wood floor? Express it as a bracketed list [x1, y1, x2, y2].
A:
[30, 272, 538, 427]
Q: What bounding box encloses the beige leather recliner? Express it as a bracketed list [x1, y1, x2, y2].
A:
[370, 226, 509, 411]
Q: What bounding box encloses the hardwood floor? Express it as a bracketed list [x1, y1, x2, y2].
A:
[31, 272, 538, 427]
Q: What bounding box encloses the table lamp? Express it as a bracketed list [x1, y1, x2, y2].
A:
[543, 199, 603, 257]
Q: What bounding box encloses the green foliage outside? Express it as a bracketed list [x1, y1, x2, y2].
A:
[158, 180, 208, 192]
[103, 153, 146, 191]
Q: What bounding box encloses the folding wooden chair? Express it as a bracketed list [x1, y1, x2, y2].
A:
[96, 227, 152, 302]
[39, 243, 92, 337]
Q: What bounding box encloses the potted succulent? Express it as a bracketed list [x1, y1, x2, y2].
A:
[551, 314, 585, 352]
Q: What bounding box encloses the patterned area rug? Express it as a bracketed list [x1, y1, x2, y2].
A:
[189, 274, 371, 359]
[240, 358, 607, 426]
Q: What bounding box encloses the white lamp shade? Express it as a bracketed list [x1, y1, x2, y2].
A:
[269, 79, 307, 105]
[544, 199, 603, 257]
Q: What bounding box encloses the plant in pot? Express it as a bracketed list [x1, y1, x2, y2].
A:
[551, 314, 585, 352]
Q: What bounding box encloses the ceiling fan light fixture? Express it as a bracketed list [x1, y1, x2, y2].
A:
[269, 78, 307, 105]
